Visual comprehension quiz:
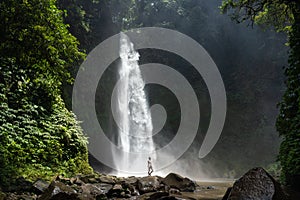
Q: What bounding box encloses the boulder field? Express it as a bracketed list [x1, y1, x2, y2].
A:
[0, 168, 296, 200]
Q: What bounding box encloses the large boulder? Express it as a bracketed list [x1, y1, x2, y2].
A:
[162, 173, 196, 192]
[80, 183, 104, 197]
[137, 176, 161, 194]
[224, 167, 288, 200]
[38, 181, 78, 200]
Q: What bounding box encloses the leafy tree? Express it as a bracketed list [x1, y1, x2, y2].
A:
[0, 0, 91, 187]
[221, 0, 295, 32]
[221, 0, 300, 188]
[57, 0, 118, 52]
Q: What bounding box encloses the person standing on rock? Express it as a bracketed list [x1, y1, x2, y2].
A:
[148, 157, 153, 176]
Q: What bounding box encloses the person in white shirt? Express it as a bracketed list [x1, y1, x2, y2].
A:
[147, 157, 153, 176]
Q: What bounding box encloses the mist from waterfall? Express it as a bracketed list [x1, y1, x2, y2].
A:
[114, 33, 155, 174]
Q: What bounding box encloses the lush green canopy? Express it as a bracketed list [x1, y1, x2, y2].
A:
[0, 0, 91, 187]
[221, 0, 295, 32]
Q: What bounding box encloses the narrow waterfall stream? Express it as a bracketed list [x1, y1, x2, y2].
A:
[114, 33, 155, 174]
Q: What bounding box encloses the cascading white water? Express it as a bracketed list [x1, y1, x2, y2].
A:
[115, 33, 155, 174]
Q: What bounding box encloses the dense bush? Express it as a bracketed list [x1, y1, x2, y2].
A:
[0, 0, 92, 187]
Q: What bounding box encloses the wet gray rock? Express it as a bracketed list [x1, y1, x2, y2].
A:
[206, 185, 215, 190]
[131, 186, 140, 196]
[97, 176, 116, 185]
[32, 180, 50, 194]
[224, 167, 288, 200]
[93, 183, 113, 194]
[38, 181, 77, 200]
[123, 176, 138, 185]
[79, 174, 97, 184]
[80, 183, 104, 197]
[122, 181, 137, 195]
[169, 188, 181, 195]
[74, 178, 85, 186]
[162, 173, 196, 192]
[1, 172, 201, 199]
[137, 176, 161, 194]
[76, 192, 95, 200]
[107, 184, 125, 197]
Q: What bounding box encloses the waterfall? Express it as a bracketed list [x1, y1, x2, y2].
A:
[115, 33, 155, 174]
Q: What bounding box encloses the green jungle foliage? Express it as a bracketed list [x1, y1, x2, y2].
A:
[276, 8, 300, 188]
[222, 0, 300, 189]
[0, 0, 92, 187]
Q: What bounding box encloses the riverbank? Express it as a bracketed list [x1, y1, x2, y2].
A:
[0, 172, 233, 200]
[1, 168, 299, 200]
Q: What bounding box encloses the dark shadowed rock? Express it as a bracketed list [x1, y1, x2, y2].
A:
[75, 192, 94, 200]
[131, 186, 140, 196]
[97, 175, 116, 185]
[123, 176, 138, 185]
[121, 181, 137, 195]
[5, 192, 37, 200]
[206, 186, 215, 190]
[80, 183, 104, 197]
[107, 184, 127, 198]
[149, 191, 169, 200]
[74, 178, 85, 186]
[112, 184, 122, 191]
[159, 197, 177, 200]
[38, 181, 77, 200]
[162, 173, 196, 192]
[5, 177, 32, 192]
[159, 196, 194, 200]
[88, 178, 98, 184]
[0, 191, 5, 200]
[222, 187, 232, 200]
[96, 193, 108, 200]
[32, 180, 50, 194]
[169, 188, 181, 195]
[56, 176, 74, 186]
[79, 174, 96, 184]
[137, 176, 161, 194]
[93, 183, 113, 194]
[224, 167, 288, 200]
